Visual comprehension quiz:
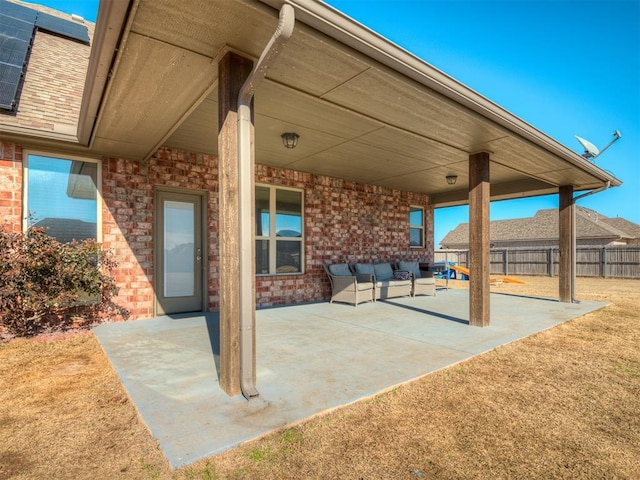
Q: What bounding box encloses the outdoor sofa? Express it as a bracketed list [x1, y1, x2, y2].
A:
[352, 262, 412, 300]
[323, 263, 375, 306]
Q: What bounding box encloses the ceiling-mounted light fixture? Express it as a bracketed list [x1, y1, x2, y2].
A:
[446, 174, 457, 185]
[281, 132, 299, 149]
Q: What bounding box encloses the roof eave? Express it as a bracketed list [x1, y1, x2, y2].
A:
[0, 125, 97, 157]
[77, 0, 133, 147]
[258, 0, 622, 188]
[1, 124, 77, 144]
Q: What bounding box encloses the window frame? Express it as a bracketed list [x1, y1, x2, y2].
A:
[255, 183, 305, 276]
[23, 151, 103, 242]
[409, 205, 425, 248]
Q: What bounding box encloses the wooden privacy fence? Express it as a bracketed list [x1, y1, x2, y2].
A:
[434, 247, 640, 279]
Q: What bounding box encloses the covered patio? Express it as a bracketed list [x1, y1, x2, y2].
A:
[94, 289, 606, 467]
[71, 0, 625, 400]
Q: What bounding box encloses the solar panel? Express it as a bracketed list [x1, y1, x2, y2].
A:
[0, 63, 21, 84]
[0, 64, 22, 109]
[0, 0, 38, 23]
[0, 14, 35, 42]
[0, 35, 30, 65]
[0, 0, 90, 111]
[0, 0, 37, 111]
[36, 11, 90, 45]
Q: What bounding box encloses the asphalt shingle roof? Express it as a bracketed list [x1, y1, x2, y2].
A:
[441, 207, 640, 248]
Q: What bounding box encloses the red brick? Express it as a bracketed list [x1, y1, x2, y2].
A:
[4, 143, 433, 320]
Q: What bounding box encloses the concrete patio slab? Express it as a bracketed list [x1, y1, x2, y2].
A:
[94, 289, 606, 467]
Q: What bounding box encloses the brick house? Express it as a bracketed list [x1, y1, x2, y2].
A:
[441, 207, 640, 249]
[1, 0, 621, 396]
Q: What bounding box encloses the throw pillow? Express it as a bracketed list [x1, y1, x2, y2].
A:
[373, 263, 394, 281]
[398, 261, 421, 279]
[329, 263, 351, 276]
[393, 270, 410, 281]
[355, 263, 375, 276]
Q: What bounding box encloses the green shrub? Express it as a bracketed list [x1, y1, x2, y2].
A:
[0, 226, 127, 337]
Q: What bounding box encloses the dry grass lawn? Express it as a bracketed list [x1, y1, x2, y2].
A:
[1, 276, 639, 479]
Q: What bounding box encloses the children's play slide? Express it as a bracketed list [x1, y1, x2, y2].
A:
[449, 265, 470, 278]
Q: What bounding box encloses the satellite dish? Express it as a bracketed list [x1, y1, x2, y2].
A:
[575, 130, 622, 160]
[575, 136, 599, 159]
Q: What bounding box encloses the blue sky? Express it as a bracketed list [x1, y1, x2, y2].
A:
[323, 0, 640, 246]
[40, 0, 639, 247]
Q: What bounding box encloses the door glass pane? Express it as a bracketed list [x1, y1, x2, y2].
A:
[276, 240, 301, 273]
[276, 189, 302, 237]
[255, 186, 270, 236]
[164, 200, 194, 297]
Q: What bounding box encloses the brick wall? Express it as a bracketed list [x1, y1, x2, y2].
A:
[101, 148, 219, 320]
[1, 141, 434, 319]
[255, 165, 434, 307]
[0, 142, 23, 231]
[103, 149, 433, 316]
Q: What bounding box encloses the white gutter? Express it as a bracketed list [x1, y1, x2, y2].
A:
[573, 181, 611, 203]
[258, 0, 621, 188]
[237, 3, 295, 400]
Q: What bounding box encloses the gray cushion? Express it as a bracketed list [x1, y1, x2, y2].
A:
[398, 260, 421, 279]
[373, 263, 394, 281]
[355, 263, 375, 276]
[329, 263, 351, 276]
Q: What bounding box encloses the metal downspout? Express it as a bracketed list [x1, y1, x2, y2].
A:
[237, 4, 295, 400]
[570, 181, 611, 302]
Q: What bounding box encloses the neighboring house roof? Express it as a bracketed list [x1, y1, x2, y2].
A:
[33, 218, 96, 243]
[440, 207, 640, 248]
[598, 217, 640, 239]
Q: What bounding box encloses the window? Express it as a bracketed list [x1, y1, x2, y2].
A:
[25, 154, 101, 243]
[255, 185, 304, 274]
[409, 206, 424, 247]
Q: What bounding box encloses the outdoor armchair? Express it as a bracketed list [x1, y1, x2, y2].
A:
[398, 261, 436, 297]
[323, 263, 375, 306]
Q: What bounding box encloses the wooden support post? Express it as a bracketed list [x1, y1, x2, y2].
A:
[218, 52, 253, 396]
[469, 152, 490, 327]
[504, 249, 508, 275]
[559, 185, 574, 303]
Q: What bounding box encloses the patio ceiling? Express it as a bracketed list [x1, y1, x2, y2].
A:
[81, 0, 621, 206]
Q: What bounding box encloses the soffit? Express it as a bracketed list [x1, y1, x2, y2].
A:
[90, 0, 619, 205]
[90, 0, 275, 159]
